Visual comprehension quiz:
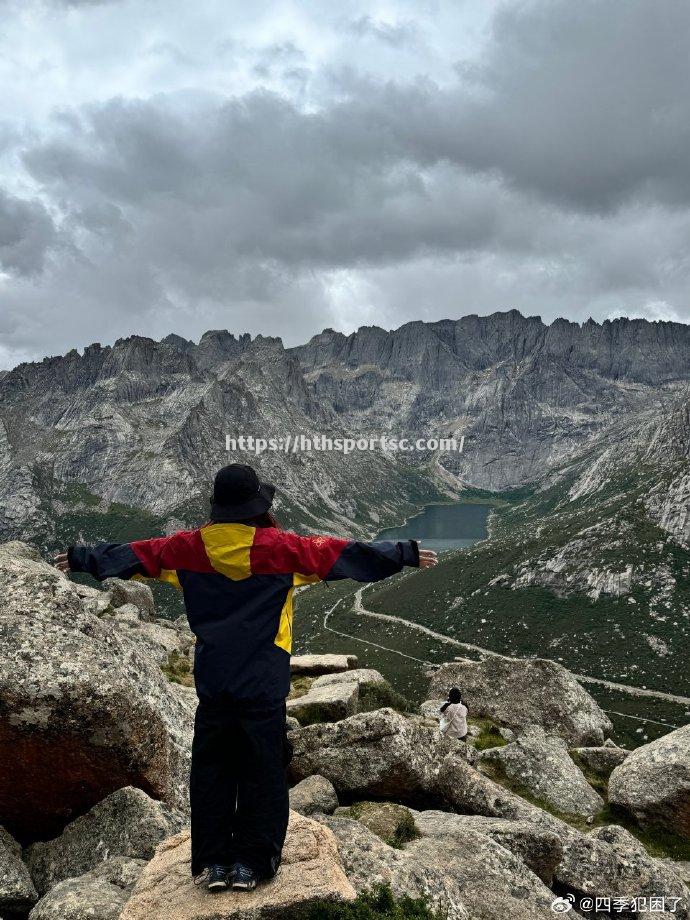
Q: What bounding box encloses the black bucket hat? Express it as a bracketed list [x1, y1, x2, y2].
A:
[210, 463, 275, 522]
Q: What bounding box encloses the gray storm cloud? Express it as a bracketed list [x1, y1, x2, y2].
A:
[0, 191, 56, 277]
[0, 0, 689, 367]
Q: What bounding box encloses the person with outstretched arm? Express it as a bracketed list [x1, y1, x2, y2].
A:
[54, 463, 437, 894]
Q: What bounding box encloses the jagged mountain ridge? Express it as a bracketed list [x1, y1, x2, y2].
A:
[292, 309, 690, 490]
[2, 309, 690, 545]
[294, 310, 690, 384]
[0, 331, 446, 545]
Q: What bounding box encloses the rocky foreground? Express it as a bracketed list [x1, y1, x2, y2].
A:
[0, 541, 689, 919]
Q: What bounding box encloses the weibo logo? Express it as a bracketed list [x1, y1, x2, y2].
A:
[551, 895, 575, 913]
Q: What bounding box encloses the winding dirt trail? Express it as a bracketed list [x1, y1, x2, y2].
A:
[320, 587, 690, 727]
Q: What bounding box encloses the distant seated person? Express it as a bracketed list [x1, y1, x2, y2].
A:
[439, 687, 468, 741]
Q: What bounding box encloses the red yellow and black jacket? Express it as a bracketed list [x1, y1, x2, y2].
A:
[68, 525, 420, 705]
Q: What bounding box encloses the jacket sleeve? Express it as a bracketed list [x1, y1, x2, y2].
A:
[249, 529, 420, 582]
[67, 536, 174, 582]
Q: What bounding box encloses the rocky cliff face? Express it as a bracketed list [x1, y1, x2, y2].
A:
[292, 310, 690, 489]
[296, 312, 690, 383]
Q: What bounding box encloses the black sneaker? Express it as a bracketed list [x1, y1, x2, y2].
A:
[207, 865, 231, 892]
[229, 863, 258, 891]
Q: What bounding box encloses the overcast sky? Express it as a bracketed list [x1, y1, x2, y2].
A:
[1, 0, 689, 367]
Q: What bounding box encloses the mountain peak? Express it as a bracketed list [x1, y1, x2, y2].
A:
[161, 333, 194, 351]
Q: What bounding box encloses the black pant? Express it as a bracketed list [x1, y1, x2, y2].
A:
[190, 700, 291, 878]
